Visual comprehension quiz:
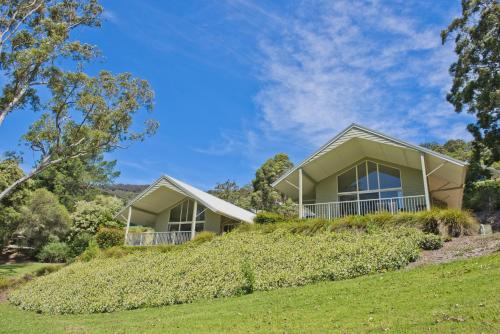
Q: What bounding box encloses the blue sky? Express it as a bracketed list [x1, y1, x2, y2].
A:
[1, 0, 474, 190]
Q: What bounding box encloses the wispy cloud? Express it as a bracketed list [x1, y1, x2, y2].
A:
[248, 0, 473, 145]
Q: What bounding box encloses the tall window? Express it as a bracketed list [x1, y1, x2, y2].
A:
[337, 161, 402, 201]
[168, 199, 205, 232]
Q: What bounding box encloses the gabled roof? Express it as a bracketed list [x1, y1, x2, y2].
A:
[117, 175, 255, 223]
[272, 123, 468, 187]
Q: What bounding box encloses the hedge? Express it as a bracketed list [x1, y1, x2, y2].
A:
[10, 227, 429, 314]
[250, 209, 478, 237]
[95, 228, 124, 249]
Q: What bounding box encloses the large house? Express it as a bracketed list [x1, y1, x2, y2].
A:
[117, 123, 469, 245]
[272, 124, 468, 219]
[116, 175, 255, 246]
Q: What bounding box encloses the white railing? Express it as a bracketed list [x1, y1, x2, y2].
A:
[125, 231, 192, 246]
[301, 195, 427, 219]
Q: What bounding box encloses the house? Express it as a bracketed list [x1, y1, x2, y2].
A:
[272, 124, 468, 219]
[116, 175, 255, 246]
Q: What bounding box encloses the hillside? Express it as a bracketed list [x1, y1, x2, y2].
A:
[1, 254, 498, 333]
[99, 183, 149, 201]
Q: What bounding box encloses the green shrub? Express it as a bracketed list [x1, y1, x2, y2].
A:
[464, 179, 500, 212]
[32, 264, 63, 277]
[95, 228, 124, 249]
[68, 232, 93, 258]
[78, 239, 101, 262]
[10, 228, 423, 314]
[191, 231, 215, 244]
[254, 212, 285, 224]
[36, 242, 71, 263]
[417, 233, 443, 250]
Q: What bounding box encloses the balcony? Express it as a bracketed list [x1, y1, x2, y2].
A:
[300, 195, 427, 219]
[125, 231, 192, 246]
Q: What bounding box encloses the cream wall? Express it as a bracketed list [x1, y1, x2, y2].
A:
[204, 210, 221, 233]
[154, 208, 171, 232]
[314, 158, 425, 203]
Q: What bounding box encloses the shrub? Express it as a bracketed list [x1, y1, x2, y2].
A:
[191, 231, 215, 244]
[254, 212, 285, 224]
[417, 233, 443, 250]
[10, 228, 423, 314]
[68, 232, 93, 258]
[95, 228, 124, 249]
[464, 179, 500, 212]
[36, 242, 71, 263]
[78, 239, 100, 262]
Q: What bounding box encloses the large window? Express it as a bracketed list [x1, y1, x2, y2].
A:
[168, 199, 206, 232]
[337, 161, 402, 201]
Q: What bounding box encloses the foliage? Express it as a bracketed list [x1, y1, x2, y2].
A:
[417, 233, 443, 250]
[70, 195, 123, 235]
[208, 180, 253, 210]
[0, 262, 63, 291]
[94, 228, 124, 249]
[442, 0, 499, 164]
[0, 0, 103, 126]
[464, 179, 500, 212]
[0, 159, 31, 248]
[9, 227, 425, 314]
[420, 139, 472, 162]
[0, 69, 158, 202]
[1, 254, 499, 333]
[191, 231, 215, 244]
[251, 153, 293, 212]
[14, 188, 70, 251]
[254, 212, 285, 224]
[37, 242, 71, 263]
[245, 209, 478, 238]
[34, 155, 120, 209]
[68, 232, 93, 259]
[99, 183, 148, 201]
[77, 239, 100, 262]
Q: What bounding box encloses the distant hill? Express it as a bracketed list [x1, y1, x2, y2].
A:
[100, 183, 149, 201]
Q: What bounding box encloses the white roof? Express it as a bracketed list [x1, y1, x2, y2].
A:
[117, 175, 255, 223]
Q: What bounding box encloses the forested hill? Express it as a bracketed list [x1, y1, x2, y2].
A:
[100, 184, 149, 201]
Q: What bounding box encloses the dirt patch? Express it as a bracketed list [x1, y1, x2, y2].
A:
[409, 233, 500, 268]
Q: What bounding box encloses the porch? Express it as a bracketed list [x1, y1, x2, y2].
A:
[125, 231, 192, 246]
[300, 194, 426, 219]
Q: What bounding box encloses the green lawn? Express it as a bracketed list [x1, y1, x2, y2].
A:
[1, 254, 499, 334]
[0, 262, 53, 279]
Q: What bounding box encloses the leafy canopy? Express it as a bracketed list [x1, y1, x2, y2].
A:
[442, 0, 499, 164]
[0, 0, 102, 125]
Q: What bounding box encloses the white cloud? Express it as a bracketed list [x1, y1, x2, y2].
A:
[251, 0, 472, 145]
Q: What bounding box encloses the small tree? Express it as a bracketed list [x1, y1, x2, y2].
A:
[70, 195, 123, 235]
[209, 180, 253, 210]
[251, 153, 293, 211]
[15, 188, 70, 250]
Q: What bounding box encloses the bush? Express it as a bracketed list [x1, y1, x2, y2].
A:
[10, 227, 423, 314]
[68, 232, 93, 258]
[254, 212, 285, 224]
[78, 240, 100, 262]
[36, 242, 71, 263]
[464, 179, 500, 212]
[248, 209, 477, 238]
[417, 233, 443, 250]
[95, 228, 124, 249]
[191, 231, 215, 244]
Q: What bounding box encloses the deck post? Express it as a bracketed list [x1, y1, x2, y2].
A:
[124, 206, 132, 245]
[420, 153, 431, 211]
[298, 168, 303, 219]
[191, 200, 198, 240]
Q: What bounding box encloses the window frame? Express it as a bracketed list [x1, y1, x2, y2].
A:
[167, 198, 207, 232]
[336, 160, 403, 201]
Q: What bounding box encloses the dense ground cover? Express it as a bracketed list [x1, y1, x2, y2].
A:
[0, 262, 62, 291]
[10, 227, 432, 314]
[1, 254, 498, 333]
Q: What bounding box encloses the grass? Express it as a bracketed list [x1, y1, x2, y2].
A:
[0, 262, 52, 279]
[0, 262, 63, 291]
[1, 253, 498, 333]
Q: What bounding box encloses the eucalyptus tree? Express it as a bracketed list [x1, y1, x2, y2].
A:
[0, 0, 102, 125]
[442, 0, 499, 164]
[0, 70, 158, 201]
